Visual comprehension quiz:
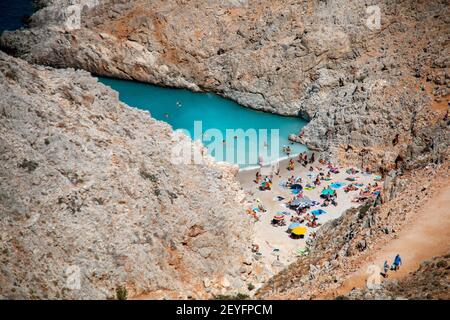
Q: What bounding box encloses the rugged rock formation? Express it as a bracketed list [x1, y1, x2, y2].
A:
[0, 0, 449, 301]
[345, 254, 450, 300]
[1, 0, 449, 170]
[0, 51, 255, 299]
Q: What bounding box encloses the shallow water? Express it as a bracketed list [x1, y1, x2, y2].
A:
[99, 77, 308, 168]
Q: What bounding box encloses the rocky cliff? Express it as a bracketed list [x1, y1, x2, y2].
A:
[1, 0, 449, 170]
[0, 51, 255, 299]
[0, 0, 449, 301]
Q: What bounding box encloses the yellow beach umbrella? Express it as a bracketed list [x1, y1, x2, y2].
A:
[291, 226, 308, 236]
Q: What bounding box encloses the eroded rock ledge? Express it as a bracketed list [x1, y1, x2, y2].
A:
[0, 51, 256, 299]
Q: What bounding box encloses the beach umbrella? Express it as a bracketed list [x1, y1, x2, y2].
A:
[298, 196, 313, 205]
[288, 222, 301, 230]
[312, 209, 327, 216]
[289, 199, 301, 207]
[273, 215, 284, 221]
[321, 189, 334, 196]
[290, 183, 303, 190]
[331, 182, 345, 189]
[291, 226, 308, 236]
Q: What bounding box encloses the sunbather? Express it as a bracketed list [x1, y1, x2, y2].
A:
[287, 159, 295, 171]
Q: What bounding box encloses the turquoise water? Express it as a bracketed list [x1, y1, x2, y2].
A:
[99, 77, 308, 168]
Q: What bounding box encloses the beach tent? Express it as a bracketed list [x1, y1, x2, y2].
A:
[289, 198, 302, 208]
[311, 209, 327, 216]
[291, 226, 308, 236]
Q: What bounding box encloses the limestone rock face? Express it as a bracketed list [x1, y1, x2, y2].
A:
[1, 0, 449, 169]
[0, 51, 253, 299]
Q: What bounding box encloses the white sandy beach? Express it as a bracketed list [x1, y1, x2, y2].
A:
[237, 153, 380, 274]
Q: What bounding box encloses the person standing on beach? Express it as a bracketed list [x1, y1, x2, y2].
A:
[255, 171, 261, 184]
[288, 159, 295, 171]
[286, 146, 291, 156]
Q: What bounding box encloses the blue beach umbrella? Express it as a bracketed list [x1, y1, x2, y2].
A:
[331, 182, 345, 189]
[312, 209, 327, 215]
[321, 189, 335, 196]
[288, 222, 301, 230]
[290, 183, 303, 190]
